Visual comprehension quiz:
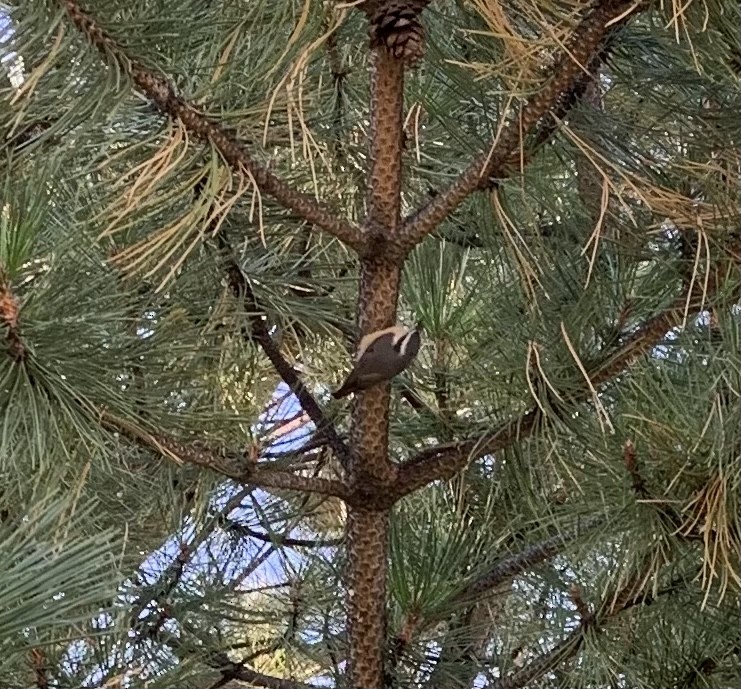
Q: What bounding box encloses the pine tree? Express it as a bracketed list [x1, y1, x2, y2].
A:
[1, 1, 739, 688]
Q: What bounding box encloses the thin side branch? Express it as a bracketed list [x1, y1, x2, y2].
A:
[101, 411, 352, 501]
[387, 524, 598, 688]
[492, 557, 680, 689]
[27, 648, 49, 689]
[399, 0, 645, 249]
[393, 521, 599, 680]
[394, 296, 694, 498]
[222, 521, 343, 548]
[58, 0, 363, 252]
[209, 652, 322, 689]
[220, 238, 351, 469]
[456, 523, 599, 603]
[492, 624, 588, 689]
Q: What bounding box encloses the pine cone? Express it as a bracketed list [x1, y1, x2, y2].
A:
[362, 0, 430, 67]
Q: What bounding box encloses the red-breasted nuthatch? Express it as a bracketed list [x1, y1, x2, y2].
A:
[331, 325, 421, 399]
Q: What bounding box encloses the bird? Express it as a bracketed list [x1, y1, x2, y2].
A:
[331, 324, 422, 399]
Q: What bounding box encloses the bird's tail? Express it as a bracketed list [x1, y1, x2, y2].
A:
[331, 385, 351, 399]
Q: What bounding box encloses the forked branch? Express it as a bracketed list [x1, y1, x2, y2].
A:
[58, 0, 363, 253]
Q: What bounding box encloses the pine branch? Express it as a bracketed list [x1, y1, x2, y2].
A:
[491, 559, 681, 689]
[205, 582, 312, 689]
[208, 652, 322, 689]
[394, 409, 537, 499]
[221, 521, 343, 549]
[492, 621, 588, 689]
[57, 0, 363, 252]
[219, 237, 351, 469]
[393, 295, 696, 498]
[455, 523, 599, 604]
[135, 541, 189, 639]
[388, 524, 598, 687]
[399, 0, 646, 249]
[131, 487, 337, 683]
[130, 487, 254, 640]
[100, 411, 351, 501]
[166, 629, 322, 689]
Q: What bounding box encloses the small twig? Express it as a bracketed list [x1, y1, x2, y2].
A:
[399, 385, 433, 414]
[325, 24, 350, 163]
[569, 584, 593, 623]
[145, 542, 189, 637]
[220, 520, 343, 548]
[27, 648, 49, 689]
[386, 609, 421, 685]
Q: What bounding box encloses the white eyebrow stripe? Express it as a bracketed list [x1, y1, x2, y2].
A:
[356, 325, 409, 360]
[391, 330, 407, 347]
[399, 331, 415, 356]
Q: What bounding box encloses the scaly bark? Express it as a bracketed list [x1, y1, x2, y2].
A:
[347, 46, 406, 688]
